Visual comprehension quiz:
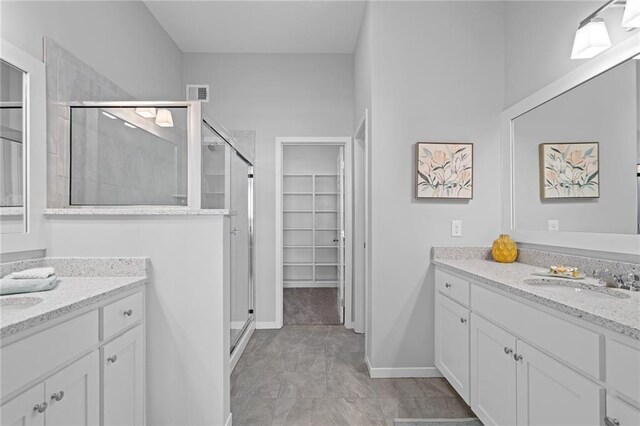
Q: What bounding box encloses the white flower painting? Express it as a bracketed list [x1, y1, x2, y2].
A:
[540, 142, 599, 199]
[416, 143, 473, 199]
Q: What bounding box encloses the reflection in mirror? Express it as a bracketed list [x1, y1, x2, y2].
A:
[0, 59, 26, 234]
[513, 59, 639, 235]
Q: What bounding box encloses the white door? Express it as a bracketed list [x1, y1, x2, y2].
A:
[435, 294, 470, 403]
[516, 340, 603, 426]
[470, 313, 517, 426]
[0, 383, 45, 426]
[336, 147, 345, 323]
[102, 325, 144, 426]
[45, 351, 99, 426]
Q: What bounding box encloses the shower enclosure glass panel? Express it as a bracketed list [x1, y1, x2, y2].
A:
[69, 106, 188, 206]
[201, 123, 228, 209]
[230, 151, 253, 351]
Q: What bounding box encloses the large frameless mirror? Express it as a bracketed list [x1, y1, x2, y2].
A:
[0, 58, 26, 234]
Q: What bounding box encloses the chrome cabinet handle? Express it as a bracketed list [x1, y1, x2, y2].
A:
[123, 309, 133, 317]
[504, 347, 513, 355]
[513, 353, 523, 361]
[605, 417, 620, 426]
[107, 355, 118, 363]
[460, 318, 467, 324]
[33, 402, 48, 413]
[51, 391, 64, 401]
[445, 283, 452, 288]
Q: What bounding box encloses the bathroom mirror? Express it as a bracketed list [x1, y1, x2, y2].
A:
[0, 39, 46, 254]
[0, 58, 26, 234]
[502, 34, 640, 255]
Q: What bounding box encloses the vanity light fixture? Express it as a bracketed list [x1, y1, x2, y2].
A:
[101, 111, 117, 120]
[623, 0, 640, 27]
[155, 109, 174, 128]
[135, 107, 157, 118]
[123, 122, 137, 129]
[571, 18, 612, 59]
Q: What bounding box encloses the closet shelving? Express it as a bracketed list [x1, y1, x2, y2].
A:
[283, 174, 342, 287]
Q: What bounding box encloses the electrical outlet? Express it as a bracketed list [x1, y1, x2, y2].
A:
[548, 219, 560, 231]
[451, 220, 463, 237]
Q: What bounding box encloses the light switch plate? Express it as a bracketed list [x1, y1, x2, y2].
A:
[548, 219, 560, 231]
[451, 220, 462, 237]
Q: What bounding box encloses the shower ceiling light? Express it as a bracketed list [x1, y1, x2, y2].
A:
[571, 18, 612, 59]
[101, 111, 117, 120]
[623, 0, 640, 27]
[155, 109, 174, 128]
[135, 107, 157, 118]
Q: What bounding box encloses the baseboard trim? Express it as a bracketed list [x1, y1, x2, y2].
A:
[230, 321, 255, 373]
[365, 357, 444, 378]
[225, 412, 232, 426]
[255, 321, 281, 329]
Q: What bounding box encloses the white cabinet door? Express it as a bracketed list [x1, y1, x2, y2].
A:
[435, 293, 470, 403]
[516, 340, 604, 426]
[470, 313, 517, 426]
[0, 384, 45, 426]
[102, 325, 144, 426]
[606, 395, 640, 426]
[45, 351, 99, 426]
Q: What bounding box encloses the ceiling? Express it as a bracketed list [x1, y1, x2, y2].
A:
[144, 1, 367, 54]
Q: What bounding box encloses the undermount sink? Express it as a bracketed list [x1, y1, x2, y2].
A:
[523, 278, 630, 300]
[0, 296, 43, 318]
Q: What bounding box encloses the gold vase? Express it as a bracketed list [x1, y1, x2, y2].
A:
[492, 234, 517, 263]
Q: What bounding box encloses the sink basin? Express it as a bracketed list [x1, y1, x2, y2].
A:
[0, 296, 43, 318]
[524, 278, 630, 300]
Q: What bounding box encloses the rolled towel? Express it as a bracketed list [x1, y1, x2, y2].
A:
[0, 275, 59, 295]
[8, 267, 56, 280]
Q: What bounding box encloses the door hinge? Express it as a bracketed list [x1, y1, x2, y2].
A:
[364, 242, 367, 248]
[248, 309, 254, 314]
[340, 298, 345, 307]
[340, 161, 345, 170]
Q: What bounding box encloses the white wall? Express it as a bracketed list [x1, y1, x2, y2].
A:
[46, 215, 231, 426]
[357, 1, 504, 374]
[0, 0, 183, 100]
[504, 1, 638, 108]
[514, 60, 637, 234]
[283, 145, 340, 175]
[183, 53, 354, 326]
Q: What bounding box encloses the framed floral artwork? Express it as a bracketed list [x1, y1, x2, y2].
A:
[416, 142, 473, 199]
[539, 142, 599, 199]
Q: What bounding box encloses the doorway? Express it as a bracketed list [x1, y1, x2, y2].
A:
[275, 137, 352, 328]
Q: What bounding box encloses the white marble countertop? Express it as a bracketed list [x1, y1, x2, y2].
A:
[0, 275, 147, 338]
[43, 208, 233, 216]
[433, 259, 640, 340]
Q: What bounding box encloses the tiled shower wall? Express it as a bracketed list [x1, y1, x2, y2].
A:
[45, 39, 187, 207]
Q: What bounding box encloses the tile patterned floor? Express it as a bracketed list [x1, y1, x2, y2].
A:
[231, 326, 474, 425]
[284, 288, 341, 325]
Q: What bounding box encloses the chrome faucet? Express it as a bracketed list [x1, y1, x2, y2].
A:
[592, 270, 640, 291]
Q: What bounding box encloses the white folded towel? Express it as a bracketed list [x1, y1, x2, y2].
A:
[8, 267, 56, 280]
[0, 275, 59, 295]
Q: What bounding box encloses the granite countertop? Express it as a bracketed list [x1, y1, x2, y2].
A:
[43, 208, 233, 216]
[0, 275, 147, 338]
[433, 258, 640, 340]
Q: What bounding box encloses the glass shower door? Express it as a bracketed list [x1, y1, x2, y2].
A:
[230, 151, 252, 351]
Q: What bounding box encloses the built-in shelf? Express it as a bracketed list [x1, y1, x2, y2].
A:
[282, 173, 343, 287]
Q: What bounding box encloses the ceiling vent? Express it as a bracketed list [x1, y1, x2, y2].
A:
[186, 84, 209, 102]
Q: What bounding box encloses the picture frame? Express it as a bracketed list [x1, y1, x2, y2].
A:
[416, 142, 473, 199]
[539, 142, 600, 200]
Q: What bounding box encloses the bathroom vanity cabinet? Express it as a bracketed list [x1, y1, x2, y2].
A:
[1, 289, 145, 426]
[434, 267, 640, 426]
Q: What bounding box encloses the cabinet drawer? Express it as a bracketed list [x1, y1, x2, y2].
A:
[1, 311, 98, 399]
[606, 395, 640, 426]
[102, 292, 143, 341]
[471, 284, 601, 379]
[606, 338, 640, 404]
[435, 269, 470, 307]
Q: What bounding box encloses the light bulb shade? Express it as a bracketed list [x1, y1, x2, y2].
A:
[571, 19, 611, 59]
[155, 109, 174, 127]
[135, 107, 157, 118]
[623, 0, 640, 28]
